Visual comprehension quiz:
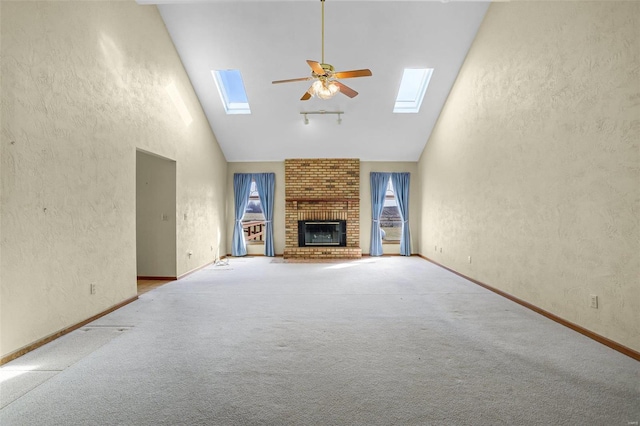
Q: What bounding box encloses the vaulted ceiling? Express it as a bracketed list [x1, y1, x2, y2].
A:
[140, 0, 490, 162]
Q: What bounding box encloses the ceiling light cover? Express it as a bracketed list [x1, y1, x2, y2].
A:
[393, 68, 433, 113]
[310, 79, 340, 100]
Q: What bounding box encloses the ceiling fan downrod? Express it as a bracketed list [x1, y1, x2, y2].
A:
[321, 0, 325, 65]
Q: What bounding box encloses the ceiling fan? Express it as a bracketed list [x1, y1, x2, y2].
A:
[271, 0, 372, 101]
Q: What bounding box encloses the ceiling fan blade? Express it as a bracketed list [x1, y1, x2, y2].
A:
[333, 69, 372, 79]
[335, 81, 358, 98]
[301, 90, 312, 101]
[272, 77, 311, 84]
[307, 60, 326, 76]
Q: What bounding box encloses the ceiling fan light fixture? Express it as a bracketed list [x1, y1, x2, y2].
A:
[272, 0, 371, 101]
[310, 79, 340, 100]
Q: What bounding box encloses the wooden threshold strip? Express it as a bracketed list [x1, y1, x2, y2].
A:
[137, 276, 176, 280]
[0, 295, 138, 366]
[418, 255, 640, 362]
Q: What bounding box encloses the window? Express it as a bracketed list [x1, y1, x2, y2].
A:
[212, 69, 251, 114]
[380, 178, 402, 242]
[242, 179, 264, 243]
[393, 68, 433, 113]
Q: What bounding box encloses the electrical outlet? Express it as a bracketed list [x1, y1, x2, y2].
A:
[468, 256, 472, 264]
[90, 283, 96, 295]
[590, 294, 598, 309]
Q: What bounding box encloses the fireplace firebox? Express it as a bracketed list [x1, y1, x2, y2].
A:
[298, 220, 347, 247]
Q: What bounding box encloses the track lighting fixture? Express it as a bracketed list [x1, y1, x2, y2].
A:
[300, 110, 344, 125]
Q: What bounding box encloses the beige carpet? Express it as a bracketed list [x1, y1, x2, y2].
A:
[1, 256, 638, 425]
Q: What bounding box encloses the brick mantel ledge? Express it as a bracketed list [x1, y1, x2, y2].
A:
[286, 198, 359, 202]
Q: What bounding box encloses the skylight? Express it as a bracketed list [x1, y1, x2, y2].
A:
[393, 68, 433, 113]
[212, 69, 251, 115]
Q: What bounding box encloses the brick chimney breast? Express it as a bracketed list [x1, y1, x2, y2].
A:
[284, 159, 361, 259]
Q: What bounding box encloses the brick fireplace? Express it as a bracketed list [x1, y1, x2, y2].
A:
[284, 159, 361, 259]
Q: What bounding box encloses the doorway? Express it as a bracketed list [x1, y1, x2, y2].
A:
[136, 150, 177, 280]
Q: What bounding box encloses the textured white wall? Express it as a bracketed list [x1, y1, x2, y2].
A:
[1, 1, 227, 357]
[418, 2, 639, 351]
[136, 151, 177, 277]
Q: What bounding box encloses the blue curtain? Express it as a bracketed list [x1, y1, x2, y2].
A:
[391, 172, 411, 256]
[370, 172, 392, 256]
[253, 172, 275, 257]
[232, 173, 253, 256]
